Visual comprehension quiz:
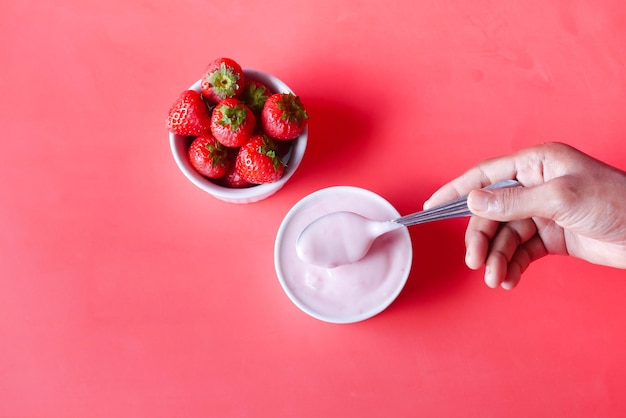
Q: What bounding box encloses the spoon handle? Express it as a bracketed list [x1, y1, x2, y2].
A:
[393, 180, 521, 227]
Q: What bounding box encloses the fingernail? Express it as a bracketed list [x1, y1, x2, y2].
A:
[465, 248, 474, 268]
[484, 265, 497, 288]
[468, 190, 498, 212]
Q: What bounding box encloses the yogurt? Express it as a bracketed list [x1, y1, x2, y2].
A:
[274, 186, 413, 323]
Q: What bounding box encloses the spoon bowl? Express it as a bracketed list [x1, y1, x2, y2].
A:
[296, 212, 403, 268]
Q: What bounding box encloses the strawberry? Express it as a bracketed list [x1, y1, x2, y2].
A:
[220, 148, 251, 188]
[187, 134, 230, 179]
[200, 58, 245, 103]
[261, 93, 309, 140]
[235, 135, 285, 184]
[210, 98, 256, 148]
[220, 162, 252, 188]
[240, 80, 272, 115]
[166, 90, 212, 136]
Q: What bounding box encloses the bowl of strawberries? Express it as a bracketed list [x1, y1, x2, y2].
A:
[168, 58, 309, 204]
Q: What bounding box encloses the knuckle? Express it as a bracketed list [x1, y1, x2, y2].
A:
[540, 141, 573, 157]
[547, 177, 580, 208]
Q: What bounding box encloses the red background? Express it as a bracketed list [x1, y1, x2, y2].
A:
[2, 0, 626, 416]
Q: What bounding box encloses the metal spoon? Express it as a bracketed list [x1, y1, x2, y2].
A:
[296, 180, 520, 268]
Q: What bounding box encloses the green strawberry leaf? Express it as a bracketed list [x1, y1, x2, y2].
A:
[277, 94, 309, 124]
[218, 103, 248, 132]
[256, 137, 284, 171]
[208, 62, 241, 100]
[205, 141, 227, 168]
[241, 83, 269, 114]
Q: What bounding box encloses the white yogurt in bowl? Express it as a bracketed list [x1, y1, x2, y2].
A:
[274, 186, 413, 323]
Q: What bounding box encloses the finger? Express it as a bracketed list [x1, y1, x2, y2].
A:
[464, 216, 500, 270]
[484, 250, 507, 289]
[467, 180, 568, 223]
[484, 219, 538, 288]
[423, 169, 497, 209]
[423, 145, 553, 209]
[500, 235, 549, 290]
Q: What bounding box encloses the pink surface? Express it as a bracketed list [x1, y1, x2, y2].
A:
[2, 0, 626, 416]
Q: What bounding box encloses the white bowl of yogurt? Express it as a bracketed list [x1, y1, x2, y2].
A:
[274, 186, 413, 323]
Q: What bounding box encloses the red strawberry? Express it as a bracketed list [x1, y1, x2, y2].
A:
[261, 93, 309, 140]
[235, 135, 285, 184]
[166, 90, 212, 136]
[210, 98, 256, 148]
[187, 134, 230, 179]
[200, 58, 245, 103]
[220, 163, 252, 188]
[219, 148, 251, 188]
[240, 80, 272, 115]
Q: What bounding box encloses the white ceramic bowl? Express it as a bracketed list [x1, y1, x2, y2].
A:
[169, 69, 308, 204]
[274, 186, 413, 324]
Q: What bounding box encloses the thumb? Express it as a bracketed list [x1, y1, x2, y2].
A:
[467, 184, 558, 222]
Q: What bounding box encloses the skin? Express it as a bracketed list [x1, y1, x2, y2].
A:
[423, 142, 626, 290]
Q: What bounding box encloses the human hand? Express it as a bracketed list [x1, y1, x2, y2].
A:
[424, 142, 626, 289]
